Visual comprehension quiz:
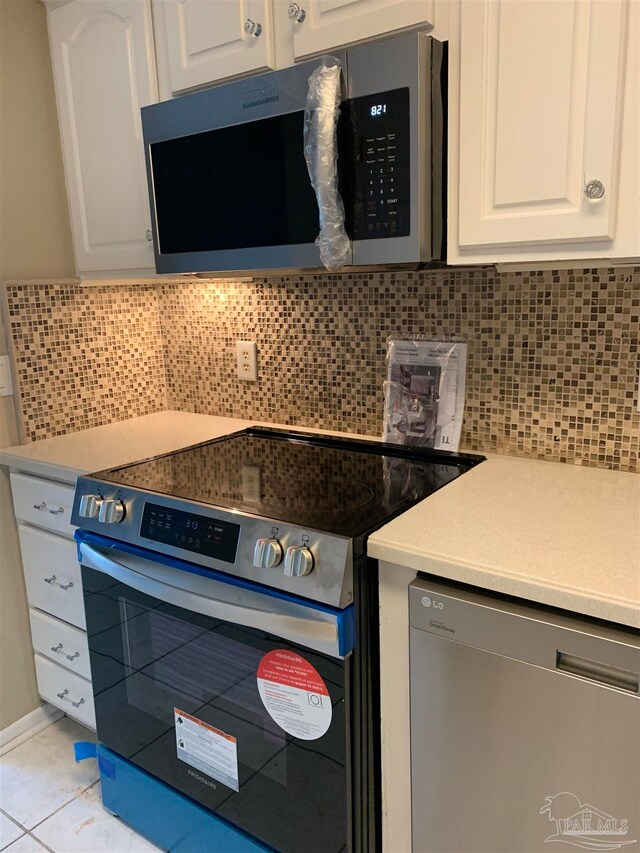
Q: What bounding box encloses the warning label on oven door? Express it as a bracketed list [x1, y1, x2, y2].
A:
[257, 650, 332, 741]
[174, 708, 239, 792]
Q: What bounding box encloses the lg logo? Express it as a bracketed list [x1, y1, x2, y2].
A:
[421, 595, 444, 610]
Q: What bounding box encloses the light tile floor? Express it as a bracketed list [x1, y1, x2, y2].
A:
[0, 717, 158, 853]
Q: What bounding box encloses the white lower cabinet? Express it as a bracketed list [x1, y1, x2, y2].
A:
[34, 654, 96, 730]
[19, 525, 86, 630]
[9, 469, 95, 726]
[10, 472, 76, 538]
[29, 609, 91, 681]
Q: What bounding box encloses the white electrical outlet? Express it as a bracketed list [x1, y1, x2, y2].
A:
[236, 340, 258, 381]
[0, 355, 14, 397]
[242, 465, 261, 503]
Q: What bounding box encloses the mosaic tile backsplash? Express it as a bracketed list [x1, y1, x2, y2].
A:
[3, 267, 639, 472]
[3, 282, 167, 441]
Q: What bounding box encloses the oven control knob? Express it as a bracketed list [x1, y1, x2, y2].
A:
[78, 494, 103, 518]
[284, 545, 314, 578]
[253, 538, 283, 568]
[98, 499, 125, 524]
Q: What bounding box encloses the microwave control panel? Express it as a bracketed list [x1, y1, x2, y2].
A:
[351, 87, 411, 240]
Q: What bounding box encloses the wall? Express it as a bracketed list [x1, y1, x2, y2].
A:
[0, 0, 75, 729]
[5, 266, 639, 473]
[0, 0, 75, 279]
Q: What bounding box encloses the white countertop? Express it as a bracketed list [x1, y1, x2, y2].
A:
[2, 412, 638, 627]
[0, 411, 254, 483]
[0, 411, 366, 483]
[369, 453, 640, 629]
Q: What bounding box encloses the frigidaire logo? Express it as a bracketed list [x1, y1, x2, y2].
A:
[187, 769, 217, 790]
[242, 85, 279, 109]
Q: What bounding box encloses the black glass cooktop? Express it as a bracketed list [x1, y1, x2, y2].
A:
[95, 428, 483, 539]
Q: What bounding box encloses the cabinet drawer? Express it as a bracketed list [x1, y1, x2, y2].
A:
[29, 609, 91, 680]
[34, 653, 95, 730]
[10, 472, 76, 538]
[19, 525, 86, 629]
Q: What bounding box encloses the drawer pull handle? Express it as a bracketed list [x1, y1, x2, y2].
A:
[32, 502, 65, 516]
[50, 643, 80, 662]
[56, 688, 85, 709]
[44, 575, 74, 591]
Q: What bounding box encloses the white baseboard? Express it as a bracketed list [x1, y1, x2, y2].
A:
[0, 703, 64, 756]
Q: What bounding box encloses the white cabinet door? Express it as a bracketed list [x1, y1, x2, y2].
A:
[19, 525, 86, 630]
[10, 472, 76, 539]
[48, 0, 158, 272]
[153, 0, 275, 96]
[456, 0, 628, 251]
[289, 0, 435, 59]
[30, 609, 91, 681]
[34, 654, 96, 730]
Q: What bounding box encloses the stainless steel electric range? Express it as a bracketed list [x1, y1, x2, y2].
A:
[71, 427, 483, 853]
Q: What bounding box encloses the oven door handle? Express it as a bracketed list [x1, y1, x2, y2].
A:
[78, 540, 352, 659]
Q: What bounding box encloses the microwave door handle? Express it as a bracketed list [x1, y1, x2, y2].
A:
[78, 540, 343, 658]
[304, 57, 351, 271]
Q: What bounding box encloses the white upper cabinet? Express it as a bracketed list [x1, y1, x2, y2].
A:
[288, 0, 435, 59]
[47, 0, 158, 273]
[152, 0, 276, 98]
[449, 0, 638, 263]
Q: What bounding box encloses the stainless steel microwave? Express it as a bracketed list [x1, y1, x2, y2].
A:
[141, 31, 445, 276]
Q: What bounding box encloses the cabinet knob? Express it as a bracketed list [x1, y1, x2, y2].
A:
[584, 179, 605, 200]
[145, 229, 153, 241]
[244, 18, 262, 37]
[288, 3, 306, 23]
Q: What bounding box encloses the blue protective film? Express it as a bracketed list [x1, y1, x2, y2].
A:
[73, 741, 97, 762]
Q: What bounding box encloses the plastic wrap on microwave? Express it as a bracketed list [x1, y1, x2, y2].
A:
[304, 56, 351, 271]
[383, 340, 468, 451]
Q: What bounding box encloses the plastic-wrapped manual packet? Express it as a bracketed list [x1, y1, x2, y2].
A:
[383, 339, 468, 451]
[304, 56, 351, 271]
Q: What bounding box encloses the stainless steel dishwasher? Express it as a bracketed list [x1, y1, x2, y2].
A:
[409, 576, 640, 853]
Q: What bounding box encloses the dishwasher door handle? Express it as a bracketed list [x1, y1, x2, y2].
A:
[556, 651, 639, 693]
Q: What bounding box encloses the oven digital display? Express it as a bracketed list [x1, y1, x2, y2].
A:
[140, 503, 240, 564]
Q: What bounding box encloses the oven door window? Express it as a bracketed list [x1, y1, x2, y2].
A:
[82, 566, 347, 853]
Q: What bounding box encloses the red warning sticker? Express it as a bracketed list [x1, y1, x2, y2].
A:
[257, 650, 332, 740]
